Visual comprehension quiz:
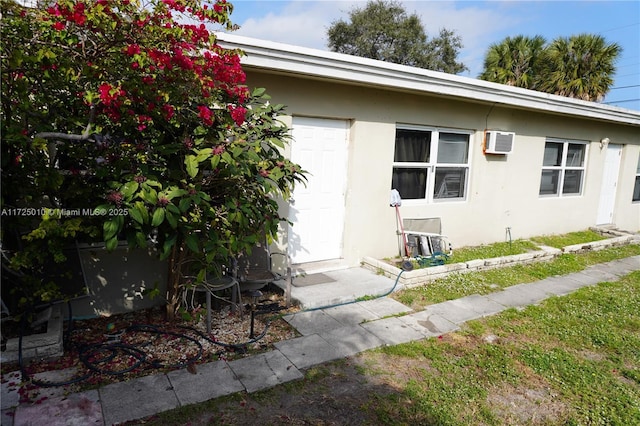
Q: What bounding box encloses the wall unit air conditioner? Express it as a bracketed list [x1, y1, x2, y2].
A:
[484, 130, 515, 154]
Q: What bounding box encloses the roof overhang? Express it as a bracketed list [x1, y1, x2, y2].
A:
[216, 33, 640, 127]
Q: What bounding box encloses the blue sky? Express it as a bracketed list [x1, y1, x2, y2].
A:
[222, 1, 640, 111]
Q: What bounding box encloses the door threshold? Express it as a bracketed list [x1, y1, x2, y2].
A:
[291, 259, 350, 276]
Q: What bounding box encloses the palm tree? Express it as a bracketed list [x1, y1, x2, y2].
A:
[479, 35, 547, 88]
[537, 34, 621, 102]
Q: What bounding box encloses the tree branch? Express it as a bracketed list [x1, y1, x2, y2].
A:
[34, 106, 95, 141]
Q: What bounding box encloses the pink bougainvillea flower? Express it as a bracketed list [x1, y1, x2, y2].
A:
[53, 21, 65, 31]
[197, 105, 213, 126]
[125, 44, 141, 56]
[162, 104, 175, 119]
[46, 5, 62, 16]
[228, 105, 246, 126]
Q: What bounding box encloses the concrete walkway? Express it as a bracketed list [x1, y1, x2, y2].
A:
[2, 256, 639, 425]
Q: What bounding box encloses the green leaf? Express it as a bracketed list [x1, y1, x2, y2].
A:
[221, 151, 233, 164]
[270, 138, 285, 149]
[151, 208, 165, 227]
[165, 211, 177, 229]
[103, 218, 120, 240]
[140, 188, 158, 205]
[120, 181, 139, 199]
[134, 201, 149, 224]
[128, 207, 143, 224]
[185, 155, 198, 178]
[105, 236, 118, 251]
[165, 188, 188, 200]
[179, 198, 191, 212]
[196, 148, 211, 163]
[135, 231, 147, 247]
[196, 268, 206, 283]
[161, 234, 177, 260]
[252, 87, 267, 97]
[211, 155, 220, 169]
[93, 204, 110, 216]
[185, 233, 199, 253]
[166, 203, 180, 215]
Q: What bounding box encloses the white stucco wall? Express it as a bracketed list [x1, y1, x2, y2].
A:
[249, 71, 640, 266]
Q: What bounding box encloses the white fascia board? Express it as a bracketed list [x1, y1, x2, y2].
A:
[216, 33, 640, 127]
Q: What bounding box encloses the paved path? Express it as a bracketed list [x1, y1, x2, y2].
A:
[2, 256, 639, 425]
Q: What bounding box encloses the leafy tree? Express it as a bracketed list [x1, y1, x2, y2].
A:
[537, 34, 621, 102]
[480, 33, 621, 101]
[1, 0, 305, 319]
[327, 0, 466, 74]
[479, 35, 547, 88]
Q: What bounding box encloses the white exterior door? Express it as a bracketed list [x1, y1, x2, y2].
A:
[288, 117, 349, 264]
[596, 144, 622, 225]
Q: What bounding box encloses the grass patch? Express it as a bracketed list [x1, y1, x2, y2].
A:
[370, 272, 640, 425]
[530, 229, 607, 248]
[450, 239, 539, 263]
[393, 244, 640, 310]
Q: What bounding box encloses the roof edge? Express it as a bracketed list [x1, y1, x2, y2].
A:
[216, 32, 640, 127]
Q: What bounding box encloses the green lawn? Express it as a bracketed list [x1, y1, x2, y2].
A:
[393, 244, 640, 310]
[530, 229, 608, 248]
[369, 271, 640, 425]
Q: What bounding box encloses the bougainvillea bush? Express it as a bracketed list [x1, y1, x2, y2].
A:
[1, 0, 305, 319]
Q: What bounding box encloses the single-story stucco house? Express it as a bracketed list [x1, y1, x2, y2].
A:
[217, 33, 640, 272]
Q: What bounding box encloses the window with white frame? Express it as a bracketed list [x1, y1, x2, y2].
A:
[539, 138, 587, 196]
[633, 153, 640, 202]
[391, 126, 470, 201]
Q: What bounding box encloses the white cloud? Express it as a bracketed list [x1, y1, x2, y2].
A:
[234, 1, 355, 50]
[232, 1, 527, 77]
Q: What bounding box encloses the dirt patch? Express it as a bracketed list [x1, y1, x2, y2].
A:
[180, 359, 401, 425]
[1, 285, 299, 394]
[487, 382, 569, 425]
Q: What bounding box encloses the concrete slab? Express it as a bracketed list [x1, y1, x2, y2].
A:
[322, 303, 379, 326]
[357, 298, 413, 318]
[1, 371, 22, 410]
[274, 334, 350, 370]
[588, 261, 637, 278]
[283, 310, 344, 336]
[457, 294, 506, 317]
[100, 373, 179, 426]
[422, 295, 505, 325]
[283, 267, 397, 309]
[13, 390, 102, 426]
[360, 317, 427, 346]
[568, 268, 617, 286]
[537, 276, 588, 296]
[402, 311, 460, 336]
[421, 300, 483, 325]
[486, 284, 549, 309]
[228, 350, 303, 393]
[167, 361, 244, 406]
[2, 407, 16, 426]
[318, 324, 385, 356]
[616, 255, 640, 269]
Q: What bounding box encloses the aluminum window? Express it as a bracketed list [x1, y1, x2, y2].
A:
[539, 139, 587, 197]
[391, 126, 470, 201]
